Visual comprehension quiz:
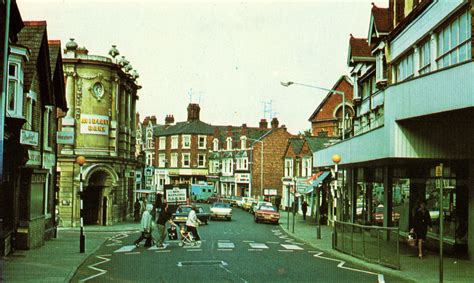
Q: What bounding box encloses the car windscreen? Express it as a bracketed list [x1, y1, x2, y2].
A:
[213, 203, 230, 208]
[178, 207, 192, 213]
[259, 206, 276, 212]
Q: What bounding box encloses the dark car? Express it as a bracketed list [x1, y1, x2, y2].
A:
[206, 194, 222, 204]
[172, 205, 210, 225]
[254, 205, 280, 224]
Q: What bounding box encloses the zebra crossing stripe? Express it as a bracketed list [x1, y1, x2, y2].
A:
[281, 244, 304, 250]
[114, 245, 136, 253]
[249, 243, 269, 249]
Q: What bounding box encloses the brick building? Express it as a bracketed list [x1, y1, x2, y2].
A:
[308, 75, 354, 138]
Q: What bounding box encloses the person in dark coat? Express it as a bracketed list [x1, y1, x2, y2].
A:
[412, 201, 432, 259]
[301, 200, 308, 220]
[134, 199, 141, 222]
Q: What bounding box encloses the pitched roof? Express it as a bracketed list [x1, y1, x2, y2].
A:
[155, 120, 215, 136]
[17, 21, 52, 101]
[289, 138, 304, 155]
[372, 5, 392, 34]
[308, 75, 352, 121]
[305, 136, 335, 153]
[48, 40, 67, 111]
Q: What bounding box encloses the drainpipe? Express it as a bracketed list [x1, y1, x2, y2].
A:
[1, 0, 11, 183]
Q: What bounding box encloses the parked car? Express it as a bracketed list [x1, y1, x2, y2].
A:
[254, 205, 280, 224]
[228, 196, 243, 207]
[250, 201, 272, 214]
[241, 198, 256, 211]
[372, 204, 400, 224]
[172, 205, 210, 225]
[206, 194, 222, 204]
[236, 197, 246, 208]
[210, 202, 232, 220]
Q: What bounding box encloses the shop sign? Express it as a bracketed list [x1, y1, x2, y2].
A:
[220, 176, 234, 182]
[80, 114, 109, 135]
[20, 129, 39, 146]
[156, 169, 168, 175]
[235, 173, 250, 183]
[43, 153, 56, 169]
[296, 179, 311, 194]
[26, 150, 41, 166]
[165, 186, 187, 203]
[56, 131, 74, 144]
[264, 188, 277, 196]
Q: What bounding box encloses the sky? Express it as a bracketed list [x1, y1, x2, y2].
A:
[17, 0, 387, 134]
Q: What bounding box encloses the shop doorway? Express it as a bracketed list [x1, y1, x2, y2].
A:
[83, 186, 102, 225]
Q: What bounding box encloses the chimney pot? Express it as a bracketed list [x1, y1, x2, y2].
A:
[187, 103, 200, 121]
[259, 119, 268, 129]
[271, 117, 279, 129]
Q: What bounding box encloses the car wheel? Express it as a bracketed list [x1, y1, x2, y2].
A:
[254, 217, 258, 223]
[205, 220, 208, 225]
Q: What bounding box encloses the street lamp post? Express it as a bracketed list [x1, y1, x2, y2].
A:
[331, 154, 341, 248]
[280, 81, 346, 140]
[76, 156, 86, 253]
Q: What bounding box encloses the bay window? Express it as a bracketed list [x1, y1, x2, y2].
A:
[437, 11, 471, 69]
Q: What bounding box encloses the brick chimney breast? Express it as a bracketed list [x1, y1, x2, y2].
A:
[259, 119, 268, 129]
[187, 103, 200, 121]
[271, 117, 279, 129]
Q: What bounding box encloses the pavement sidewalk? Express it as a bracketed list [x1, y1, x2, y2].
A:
[0, 220, 140, 283]
[278, 212, 474, 283]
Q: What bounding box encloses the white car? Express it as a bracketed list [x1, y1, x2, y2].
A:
[210, 202, 232, 221]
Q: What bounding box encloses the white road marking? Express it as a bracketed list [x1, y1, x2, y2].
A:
[114, 245, 136, 253]
[80, 254, 111, 282]
[124, 252, 140, 255]
[313, 252, 385, 283]
[155, 250, 171, 253]
[218, 239, 230, 242]
[278, 250, 293, 252]
[177, 260, 228, 267]
[218, 242, 235, 249]
[248, 249, 263, 251]
[242, 240, 254, 243]
[266, 241, 280, 244]
[217, 249, 233, 251]
[281, 244, 304, 250]
[307, 251, 319, 253]
[249, 243, 269, 249]
[186, 249, 202, 252]
[148, 243, 169, 250]
[106, 233, 131, 247]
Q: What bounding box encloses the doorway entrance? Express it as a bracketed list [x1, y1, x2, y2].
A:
[83, 186, 102, 225]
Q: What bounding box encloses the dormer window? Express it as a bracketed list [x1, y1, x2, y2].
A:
[7, 61, 24, 118]
[226, 137, 232, 150]
[240, 136, 247, 150]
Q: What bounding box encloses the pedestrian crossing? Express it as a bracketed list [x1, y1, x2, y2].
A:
[113, 240, 309, 254]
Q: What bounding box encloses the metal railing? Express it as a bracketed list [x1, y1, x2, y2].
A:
[334, 221, 400, 269]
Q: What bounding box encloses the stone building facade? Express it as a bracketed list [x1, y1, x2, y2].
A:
[57, 40, 140, 227]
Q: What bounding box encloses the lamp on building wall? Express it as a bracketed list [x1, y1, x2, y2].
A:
[280, 81, 346, 140]
[76, 155, 86, 253]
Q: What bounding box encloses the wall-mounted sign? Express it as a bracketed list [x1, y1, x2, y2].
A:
[80, 114, 109, 135]
[57, 131, 74, 144]
[26, 150, 41, 166]
[264, 188, 278, 196]
[43, 153, 56, 169]
[20, 129, 39, 146]
[235, 173, 250, 183]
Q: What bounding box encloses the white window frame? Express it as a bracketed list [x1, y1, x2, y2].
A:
[226, 137, 232, 150]
[396, 51, 414, 82]
[419, 39, 431, 75]
[213, 138, 219, 151]
[302, 157, 312, 177]
[284, 158, 294, 177]
[159, 137, 166, 150]
[146, 152, 154, 166]
[197, 154, 206, 168]
[437, 11, 471, 69]
[171, 135, 178, 149]
[182, 135, 191, 149]
[25, 91, 38, 131]
[43, 106, 54, 151]
[7, 58, 24, 118]
[198, 135, 207, 149]
[182, 153, 191, 167]
[170, 153, 178, 168]
[158, 153, 166, 167]
[240, 136, 247, 150]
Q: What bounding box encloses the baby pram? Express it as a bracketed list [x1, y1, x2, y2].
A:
[168, 225, 178, 240]
[178, 225, 197, 247]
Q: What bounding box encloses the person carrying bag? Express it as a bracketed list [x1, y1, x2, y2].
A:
[134, 204, 154, 248]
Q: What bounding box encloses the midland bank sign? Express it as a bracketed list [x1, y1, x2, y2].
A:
[80, 114, 109, 135]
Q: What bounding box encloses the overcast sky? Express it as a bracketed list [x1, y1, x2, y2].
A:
[18, 0, 387, 134]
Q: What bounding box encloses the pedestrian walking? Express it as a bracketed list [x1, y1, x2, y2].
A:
[412, 201, 432, 259]
[134, 199, 141, 222]
[186, 205, 202, 245]
[155, 202, 175, 248]
[302, 200, 308, 220]
[134, 204, 154, 248]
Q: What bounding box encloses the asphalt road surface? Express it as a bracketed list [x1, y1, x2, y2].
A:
[72, 204, 408, 283]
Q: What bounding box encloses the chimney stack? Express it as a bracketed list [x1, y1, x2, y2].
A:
[259, 119, 268, 129]
[187, 103, 200, 121]
[214, 127, 220, 139]
[150, 115, 157, 125]
[271, 117, 279, 129]
[165, 114, 174, 125]
[227, 125, 233, 136]
[241, 123, 248, 136]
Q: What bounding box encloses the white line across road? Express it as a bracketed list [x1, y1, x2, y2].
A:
[281, 244, 304, 250]
[218, 242, 235, 249]
[249, 243, 269, 249]
[313, 252, 385, 283]
[114, 245, 136, 253]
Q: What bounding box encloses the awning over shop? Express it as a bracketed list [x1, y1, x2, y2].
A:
[134, 189, 157, 194]
[311, 171, 330, 188]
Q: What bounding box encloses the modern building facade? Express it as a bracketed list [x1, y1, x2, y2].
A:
[315, 0, 474, 257]
[56, 40, 140, 227]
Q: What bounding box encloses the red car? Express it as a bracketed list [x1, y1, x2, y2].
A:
[254, 205, 280, 224]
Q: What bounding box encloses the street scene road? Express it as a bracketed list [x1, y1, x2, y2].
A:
[72, 205, 405, 283]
